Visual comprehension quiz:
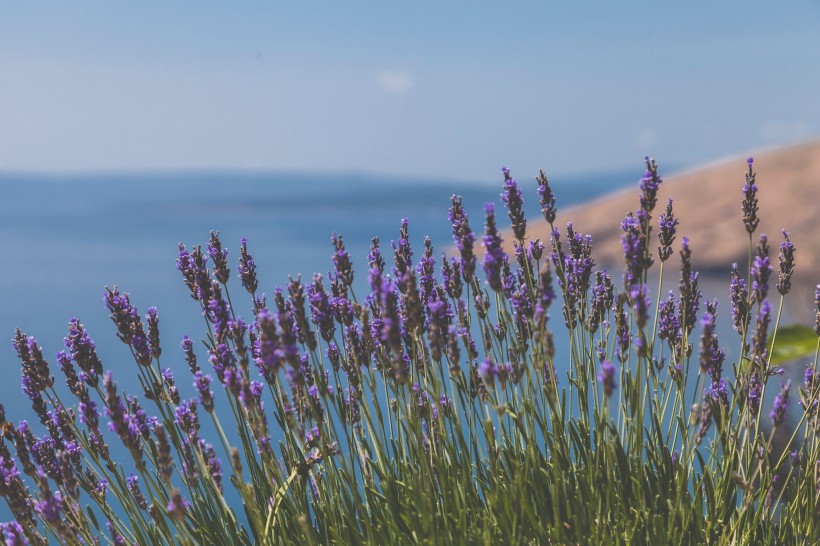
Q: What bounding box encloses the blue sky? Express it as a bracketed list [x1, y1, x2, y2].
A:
[1, 2, 819, 181]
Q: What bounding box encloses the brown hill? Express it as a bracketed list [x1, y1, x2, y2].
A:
[501, 139, 820, 317]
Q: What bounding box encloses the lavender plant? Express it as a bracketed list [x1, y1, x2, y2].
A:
[1, 159, 819, 545]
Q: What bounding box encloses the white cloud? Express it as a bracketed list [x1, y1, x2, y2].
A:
[758, 121, 811, 142]
[376, 70, 414, 96]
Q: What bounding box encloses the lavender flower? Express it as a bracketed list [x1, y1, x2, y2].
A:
[751, 299, 772, 370]
[776, 229, 795, 296]
[34, 471, 63, 524]
[331, 233, 354, 288]
[441, 256, 463, 300]
[13, 330, 54, 399]
[614, 296, 630, 363]
[630, 283, 651, 330]
[501, 167, 527, 241]
[742, 157, 759, 234]
[107, 522, 126, 546]
[175, 399, 200, 439]
[816, 284, 820, 336]
[206, 282, 231, 344]
[194, 371, 214, 413]
[237, 237, 258, 295]
[751, 234, 771, 303]
[208, 230, 230, 285]
[392, 218, 413, 281]
[127, 473, 148, 510]
[154, 424, 173, 483]
[482, 203, 506, 293]
[449, 195, 476, 283]
[176, 244, 212, 302]
[527, 239, 544, 262]
[56, 351, 82, 397]
[771, 381, 791, 427]
[657, 292, 681, 345]
[729, 263, 749, 335]
[639, 156, 663, 215]
[145, 306, 161, 359]
[65, 318, 103, 387]
[1, 521, 29, 545]
[104, 373, 144, 469]
[657, 197, 678, 262]
[536, 169, 557, 224]
[307, 274, 336, 342]
[621, 213, 647, 287]
[678, 238, 701, 336]
[599, 361, 617, 398]
[201, 441, 223, 493]
[368, 237, 386, 274]
[417, 237, 436, 304]
[745, 371, 763, 415]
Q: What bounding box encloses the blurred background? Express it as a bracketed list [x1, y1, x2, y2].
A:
[1, 2, 819, 508]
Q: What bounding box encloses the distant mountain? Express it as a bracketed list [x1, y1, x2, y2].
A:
[502, 139, 820, 319]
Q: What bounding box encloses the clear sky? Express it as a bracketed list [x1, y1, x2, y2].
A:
[1, 2, 819, 181]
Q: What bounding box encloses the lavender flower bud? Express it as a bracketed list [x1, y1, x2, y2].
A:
[331, 233, 354, 288]
[501, 167, 526, 241]
[815, 285, 820, 336]
[146, 307, 161, 359]
[678, 238, 701, 335]
[751, 299, 772, 370]
[33, 471, 63, 524]
[206, 282, 231, 344]
[307, 274, 336, 342]
[599, 361, 617, 398]
[392, 218, 413, 281]
[751, 234, 771, 303]
[657, 197, 678, 262]
[745, 371, 763, 415]
[238, 237, 258, 295]
[208, 230, 230, 285]
[776, 230, 795, 296]
[56, 351, 82, 397]
[193, 371, 214, 413]
[288, 276, 317, 350]
[13, 330, 54, 398]
[127, 474, 148, 510]
[175, 399, 200, 439]
[742, 157, 759, 234]
[417, 238, 436, 304]
[527, 239, 544, 262]
[640, 156, 663, 215]
[65, 318, 103, 387]
[630, 283, 651, 330]
[176, 245, 212, 302]
[1, 522, 29, 546]
[107, 522, 126, 546]
[449, 195, 476, 283]
[154, 424, 173, 483]
[621, 213, 648, 288]
[771, 381, 791, 427]
[368, 237, 386, 274]
[729, 263, 749, 335]
[200, 441, 223, 493]
[482, 203, 506, 292]
[536, 169, 557, 224]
